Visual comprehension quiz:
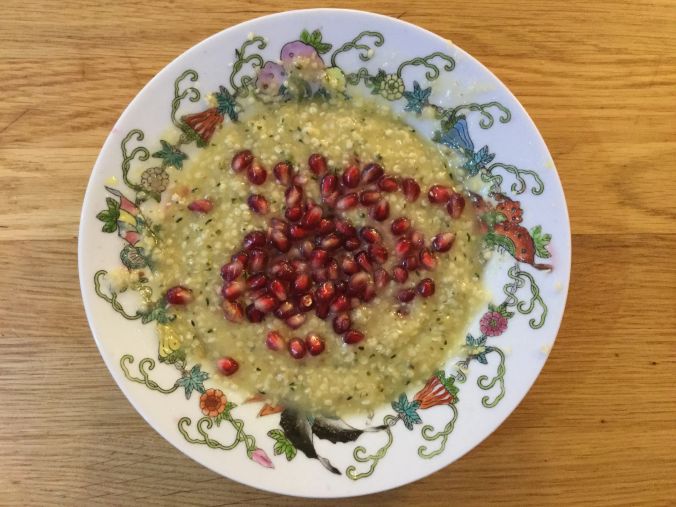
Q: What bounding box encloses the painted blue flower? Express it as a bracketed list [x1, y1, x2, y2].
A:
[403, 81, 432, 114]
[391, 393, 422, 430]
[176, 364, 209, 399]
[434, 117, 495, 176]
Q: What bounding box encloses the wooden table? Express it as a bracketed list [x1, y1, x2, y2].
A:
[2, 1, 675, 505]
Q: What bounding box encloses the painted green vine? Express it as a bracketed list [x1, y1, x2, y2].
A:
[346, 415, 396, 480]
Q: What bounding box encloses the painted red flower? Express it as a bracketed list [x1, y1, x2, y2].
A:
[480, 311, 508, 337]
[199, 388, 227, 417]
[413, 371, 458, 410]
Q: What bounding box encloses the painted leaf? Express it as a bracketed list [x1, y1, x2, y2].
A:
[530, 225, 552, 258]
[96, 197, 120, 232]
[267, 428, 297, 461]
[152, 140, 187, 169]
[176, 364, 209, 399]
[484, 231, 516, 256]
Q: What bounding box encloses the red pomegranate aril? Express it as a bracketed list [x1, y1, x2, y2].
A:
[315, 302, 330, 319]
[289, 224, 309, 240]
[395, 237, 412, 257]
[298, 293, 315, 312]
[447, 192, 466, 218]
[320, 233, 342, 250]
[310, 248, 329, 269]
[293, 273, 312, 293]
[246, 303, 265, 323]
[317, 218, 335, 235]
[312, 267, 328, 284]
[243, 231, 266, 250]
[301, 206, 323, 229]
[222, 300, 244, 322]
[335, 279, 348, 294]
[273, 160, 294, 185]
[401, 178, 421, 202]
[166, 286, 192, 305]
[343, 329, 365, 345]
[362, 282, 376, 302]
[222, 280, 244, 301]
[330, 294, 350, 313]
[428, 185, 451, 204]
[359, 190, 381, 206]
[409, 230, 425, 248]
[270, 260, 295, 281]
[291, 259, 309, 274]
[378, 175, 399, 192]
[274, 301, 296, 319]
[360, 226, 382, 244]
[368, 244, 388, 264]
[370, 200, 390, 221]
[333, 312, 351, 334]
[341, 255, 359, 275]
[336, 193, 359, 211]
[392, 266, 409, 283]
[247, 194, 268, 214]
[266, 330, 285, 351]
[417, 278, 436, 297]
[397, 288, 416, 303]
[187, 199, 213, 213]
[247, 162, 267, 185]
[217, 357, 239, 376]
[403, 254, 419, 271]
[231, 251, 248, 265]
[231, 150, 253, 173]
[362, 163, 384, 184]
[342, 165, 360, 188]
[285, 206, 303, 222]
[293, 173, 308, 186]
[419, 248, 438, 270]
[335, 218, 357, 237]
[308, 153, 328, 175]
[269, 217, 288, 232]
[344, 237, 361, 251]
[355, 251, 374, 273]
[320, 174, 338, 197]
[374, 268, 390, 289]
[432, 232, 456, 253]
[315, 281, 336, 303]
[268, 279, 288, 301]
[247, 249, 267, 273]
[391, 217, 411, 236]
[305, 333, 325, 356]
[285, 184, 303, 207]
[285, 313, 306, 329]
[327, 258, 340, 280]
[288, 337, 307, 359]
[221, 260, 243, 281]
[322, 191, 340, 208]
[270, 229, 291, 253]
[254, 294, 278, 313]
[349, 271, 371, 293]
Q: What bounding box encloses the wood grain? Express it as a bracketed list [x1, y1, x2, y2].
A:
[1, 1, 675, 505]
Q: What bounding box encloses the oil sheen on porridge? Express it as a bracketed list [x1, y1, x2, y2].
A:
[144, 96, 486, 416]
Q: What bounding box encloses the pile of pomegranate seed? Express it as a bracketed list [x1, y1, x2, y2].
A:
[217, 150, 466, 360]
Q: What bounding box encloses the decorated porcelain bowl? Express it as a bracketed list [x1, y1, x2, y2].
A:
[78, 8, 570, 498]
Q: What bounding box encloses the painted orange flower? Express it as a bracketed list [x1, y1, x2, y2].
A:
[199, 388, 227, 417]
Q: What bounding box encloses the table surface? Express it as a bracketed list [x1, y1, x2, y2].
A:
[2, 1, 675, 505]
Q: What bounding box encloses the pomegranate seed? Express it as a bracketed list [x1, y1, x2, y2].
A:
[310, 248, 329, 269]
[368, 244, 388, 264]
[342, 165, 360, 188]
[391, 217, 411, 236]
[291, 259, 309, 274]
[432, 232, 456, 252]
[315, 281, 336, 303]
[355, 251, 373, 273]
[274, 301, 296, 319]
[335, 280, 348, 294]
[243, 231, 266, 250]
[315, 302, 330, 319]
[222, 280, 244, 301]
[419, 248, 437, 270]
[362, 163, 384, 184]
[231, 251, 248, 265]
[222, 300, 244, 322]
[327, 258, 340, 280]
[333, 312, 351, 334]
[403, 255, 419, 271]
[221, 260, 243, 281]
[266, 330, 285, 351]
[335, 218, 357, 237]
[341, 255, 359, 275]
[360, 226, 382, 244]
[285, 313, 306, 329]
[308, 153, 328, 175]
[270, 230, 291, 253]
[301, 206, 323, 229]
[378, 175, 399, 192]
[285, 184, 303, 207]
[409, 230, 425, 248]
[320, 233, 342, 250]
[447, 193, 466, 218]
[320, 174, 338, 197]
[336, 193, 359, 211]
[293, 273, 312, 293]
[268, 279, 288, 301]
[298, 240, 314, 259]
[269, 217, 288, 232]
[397, 288, 416, 303]
[362, 282, 376, 302]
[246, 303, 265, 322]
[428, 185, 451, 204]
[330, 294, 350, 313]
[217, 357, 239, 376]
[395, 238, 412, 257]
[349, 271, 371, 294]
[417, 278, 435, 297]
[392, 266, 408, 283]
[288, 337, 307, 359]
[231, 150, 253, 173]
[374, 268, 390, 289]
[312, 268, 328, 284]
[247, 161, 267, 185]
[270, 260, 295, 280]
[187, 199, 213, 213]
[370, 200, 390, 221]
[247, 249, 267, 273]
[401, 178, 421, 201]
[273, 160, 294, 185]
[289, 224, 309, 240]
[305, 333, 325, 356]
[293, 173, 308, 186]
[343, 330, 365, 345]
[317, 218, 335, 235]
[344, 237, 361, 251]
[298, 293, 315, 312]
[166, 286, 192, 305]
[322, 191, 340, 208]
[359, 190, 381, 206]
[285, 206, 303, 222]
[254, 293, 278, 313]
[247, 194, 268, 214]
